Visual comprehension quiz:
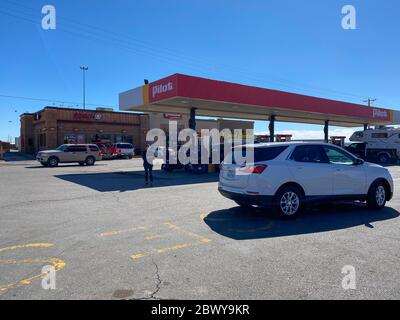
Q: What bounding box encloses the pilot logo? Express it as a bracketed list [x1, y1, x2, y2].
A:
[152, 82, 174, 98]
[41, 5, 56, 30]
[41, 265, 56, 290]
[341, 265, 356, 290]
[373, 109, 388, 119]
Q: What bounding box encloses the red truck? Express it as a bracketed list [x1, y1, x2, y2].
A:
[95, 143, 117, 160]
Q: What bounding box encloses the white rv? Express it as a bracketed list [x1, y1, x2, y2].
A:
[347, 127, 400, 164]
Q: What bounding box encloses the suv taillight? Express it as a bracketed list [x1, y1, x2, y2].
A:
[239, 164, 268, 174]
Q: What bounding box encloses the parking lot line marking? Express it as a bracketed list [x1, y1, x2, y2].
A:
[130, 253, 150, 260]
[157, 243, 193, 253]
[163, 222, 211, 243]
[144, 234, 163, 241]
[0, 243, 54, 253]
[99, 226, 148, 237]
[0, 258, 49, 265]
[0, 258, 65, 293]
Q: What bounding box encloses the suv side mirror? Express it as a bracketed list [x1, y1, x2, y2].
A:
[354, 158, 364, 165]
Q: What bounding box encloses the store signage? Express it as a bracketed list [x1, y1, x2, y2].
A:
[73, 112, 103, 121]
[152, 81, 173, 98]
[164, 113, 182, 120]
[372, 109, 388, 119]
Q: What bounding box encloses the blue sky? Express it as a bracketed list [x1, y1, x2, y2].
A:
[0, 0, 399, 142]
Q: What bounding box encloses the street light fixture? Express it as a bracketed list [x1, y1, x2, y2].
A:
[80, 66, 89, 110]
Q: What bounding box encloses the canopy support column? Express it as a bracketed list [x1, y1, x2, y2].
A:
[189, 107, 197, 130]
[324, 121, 329, 143]
[364, 124, 368, 131]
[269, 115, 276, 142]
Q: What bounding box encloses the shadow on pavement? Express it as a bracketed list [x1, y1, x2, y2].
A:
[2, 152, 35, 162]
[54, 170, 219, 192]
[203, 202, 400, 240]
[26, 164, 107, 169]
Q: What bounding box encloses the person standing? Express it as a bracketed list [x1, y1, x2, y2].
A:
[142, 144, 153, 186]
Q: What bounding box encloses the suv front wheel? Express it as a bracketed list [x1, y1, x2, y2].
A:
[274, 186, 303, 219]
[367, 181, 387, 210]
[48, 157, 59, 167]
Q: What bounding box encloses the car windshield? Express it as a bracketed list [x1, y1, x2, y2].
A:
[56, 145, 67, 151]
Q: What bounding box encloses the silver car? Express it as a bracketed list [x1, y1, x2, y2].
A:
[37, 144, 102, 167]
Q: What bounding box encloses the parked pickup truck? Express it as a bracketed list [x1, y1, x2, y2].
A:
[348, 127, 400, 164]
[346, 142, 398, 164]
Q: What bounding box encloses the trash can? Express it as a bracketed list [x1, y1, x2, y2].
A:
[208, 164, 216, 173]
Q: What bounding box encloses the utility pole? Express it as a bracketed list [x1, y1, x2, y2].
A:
[80, 66, 89, 110]
[363, 98, 377, 107]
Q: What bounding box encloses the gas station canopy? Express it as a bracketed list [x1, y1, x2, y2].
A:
[119, 73, 400, 127]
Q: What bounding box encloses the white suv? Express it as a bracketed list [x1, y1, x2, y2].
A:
[114, 143, 135, 159]
[219, 142, 394, 218]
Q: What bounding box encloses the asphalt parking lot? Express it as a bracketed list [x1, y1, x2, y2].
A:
[1, 156, 400, 300]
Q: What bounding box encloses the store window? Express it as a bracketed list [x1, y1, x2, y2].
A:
[91, 134, 112, 143]
[115, 135, 133, 144]
[38, 133, 47, 149]
[64, 134, 86, 144]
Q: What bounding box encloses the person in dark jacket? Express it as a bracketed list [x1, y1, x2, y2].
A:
[142, 144, 153, 186]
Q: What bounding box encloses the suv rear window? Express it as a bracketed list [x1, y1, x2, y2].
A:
[117, 143, 133, 149]
[254, 146, 288, 162]
[229, 146, 288, 164]
[253, 146, 289, 162]
[67, 145, 87, 152]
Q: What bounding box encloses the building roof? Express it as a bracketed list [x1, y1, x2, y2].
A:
[20, 106, 148, 117]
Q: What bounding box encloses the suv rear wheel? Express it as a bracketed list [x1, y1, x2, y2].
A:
[367, 181, 387, 210]
[85, 156, 95, 166]
[274, 186, 303, 219]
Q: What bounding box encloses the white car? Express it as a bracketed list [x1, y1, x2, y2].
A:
[114, 143, 135, 159]
[219, 142, 394, 218]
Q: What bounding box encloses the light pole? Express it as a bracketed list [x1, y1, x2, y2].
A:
[80, 66, 88, 110]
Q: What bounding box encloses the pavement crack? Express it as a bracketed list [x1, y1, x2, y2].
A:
[130, 260, 164, 300]
[150, 260, 162, 299]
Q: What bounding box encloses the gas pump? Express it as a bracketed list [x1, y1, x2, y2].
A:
[330, 136, 346, 147]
